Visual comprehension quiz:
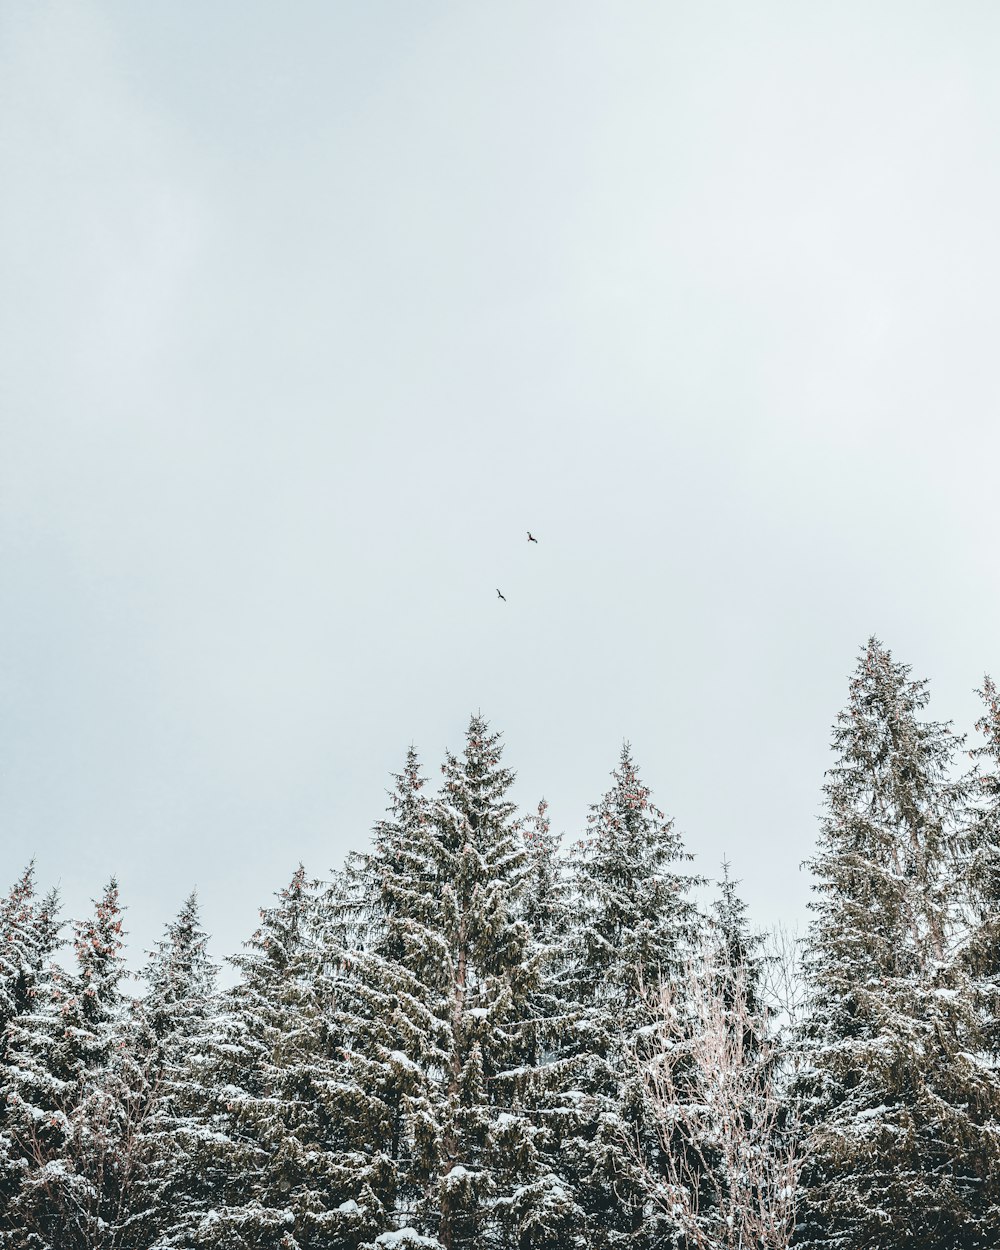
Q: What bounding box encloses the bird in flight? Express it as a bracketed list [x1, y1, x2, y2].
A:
[496, 589, 506, 602]
[527, 531, 538, 543]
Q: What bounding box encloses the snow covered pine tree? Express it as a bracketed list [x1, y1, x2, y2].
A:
[796, 639, 1000, 1250]
[320, 746, 452, 1248]
[323, 721, 580, 1250]
[129, 891, 221, 1247]
[965, 676, 1000, 1066]
[563, 746, 702, 1250]
[427, 717, 574, 1250]
[0, 866, 62, 1227]
[2, 879, 142, 1250]
[169, 864, 386, 1249]
[505, 797, 591, 1250]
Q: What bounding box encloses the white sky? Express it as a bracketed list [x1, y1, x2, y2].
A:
[2, 2, 999, 970]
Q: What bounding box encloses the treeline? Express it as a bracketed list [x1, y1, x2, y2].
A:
[0, 637, 998, 1249]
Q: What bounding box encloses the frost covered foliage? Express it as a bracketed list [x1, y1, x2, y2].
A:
[326, 720, 579, 1250]
[0, 867, 61, 1221]
[965, 676, 1000, 1064]
[2, 664, 1000, 1249]
[1, 880, 147, 1249]
[795, 639, 1000, 1250]
[554, 746, 704, 1250]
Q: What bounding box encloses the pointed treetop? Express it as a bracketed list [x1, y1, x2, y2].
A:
[973, 675, 1000, 778]
[233, 864, 315, 982]
[828, 637, 964, 812]
[74, 878, 125, 965]
[143, 889, 216, 1012]
[398, 743, 426, 793]
[714, 858, 749, 932]
[374, 745, 429, 843]
[68, 878, 128, 1020]
[440, 715, 518, 820]
[524, 798, 552, 850]
[583, 741, 675, 837]
[1, 862, 37, 933]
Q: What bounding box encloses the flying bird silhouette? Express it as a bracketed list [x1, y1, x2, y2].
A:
[496, 589, 506, 602]
[527, 532, 538, 543]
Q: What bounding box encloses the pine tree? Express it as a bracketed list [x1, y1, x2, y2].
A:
[168, 866, 316, 1246]
[521, 800, 570, 945]
[427, 716, 560, 1250]
[328, 747, 451, 1244]
[518, 800, 578, 1077]
[0, 868, 62, 1227]
[139, 892, 217, 1046]
[0, 868, 62, 1070]
[965, 675, 1000, 1061]
[796, 638, 1000, 1250]
[3, 879, 135, 1249]
[951, 673, 1000, 1242]
[332, 717, 568, 1249]
[709, 860, 768, 1060]
[1, 865, 43, 1038]
[324, 727, 582, 1250]
[562, 745, 703, 1250]
[128, 891, 220, 1248]
[502, 799, 588, 1250]
[170, 865, 392, 1250]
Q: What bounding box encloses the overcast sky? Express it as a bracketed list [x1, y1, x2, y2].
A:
[2, 2, 999, 971]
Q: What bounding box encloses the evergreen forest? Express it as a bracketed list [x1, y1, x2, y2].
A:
[2, 637, 999, 1249]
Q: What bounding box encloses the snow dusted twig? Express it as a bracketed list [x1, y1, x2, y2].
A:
[12, 1053, 164, 1249]
[759, 923, 807, 1033]
[625, 949, 805, 1250]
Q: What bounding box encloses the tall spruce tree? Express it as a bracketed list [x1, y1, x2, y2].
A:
[521, 800, 569, 943]
[0, 868, 62, 1228]
[166, 865, 391, 1249]
[796, 639, 1000, 1250]
[1, 865, 46, 1040]
[709, 860, 768, 1060]
[324, 727, 585, 1250]
[516, 798, 579, 1105]
[427, 716, 565, 1250]
[563, 745, 702, 1250]
[327, 746, 451, 1244]
[3, 880, 134, 1249]
[130, 891, 220, 1248]
[0, 868, 62, 1072]
[498, 799, 589, 1250]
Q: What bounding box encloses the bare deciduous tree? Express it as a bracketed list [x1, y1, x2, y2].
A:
[9, 1057, 160, 1250]
[627, 949, 804, 1250]
[759, 924, 806, 1035]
